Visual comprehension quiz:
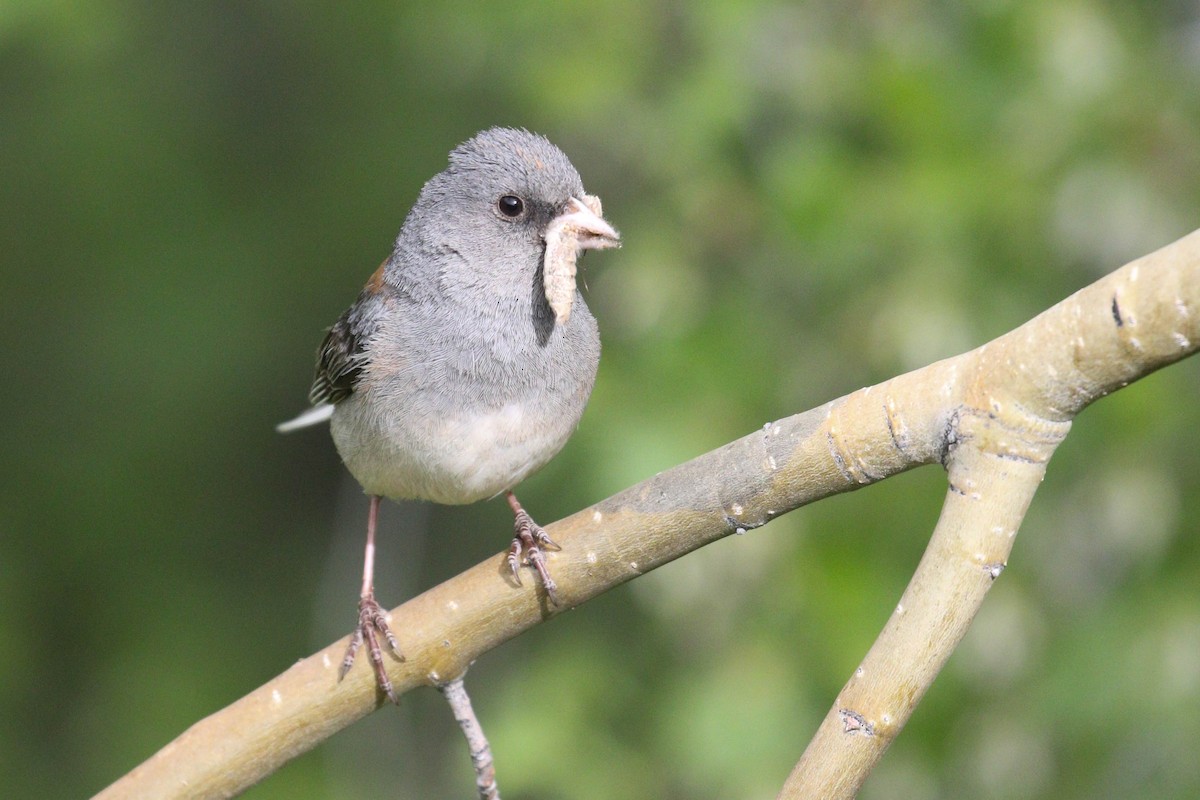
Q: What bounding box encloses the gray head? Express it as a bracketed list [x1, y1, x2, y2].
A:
[443, 127, 588, 216]
[390, 128, 618, 316]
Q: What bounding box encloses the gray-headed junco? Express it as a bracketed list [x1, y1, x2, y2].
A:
[279, 128, 620, 701]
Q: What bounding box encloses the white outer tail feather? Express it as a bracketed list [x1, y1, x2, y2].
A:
[276, 404, 335, 433]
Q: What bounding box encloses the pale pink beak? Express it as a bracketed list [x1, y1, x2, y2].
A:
[557, 195, 620, 250]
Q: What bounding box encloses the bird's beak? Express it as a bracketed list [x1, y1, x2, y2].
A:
[543, 195, 620, 325]
[560, 195, 621, 251]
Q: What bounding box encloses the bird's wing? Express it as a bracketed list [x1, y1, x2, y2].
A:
[274, 304, 365, 434]
[308, 297, 374, 406]
[277, 261, 392, 434]
[275, 302, 372, 433]
[310, 257, 396, 407]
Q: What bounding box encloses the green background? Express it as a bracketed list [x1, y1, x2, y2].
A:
[4, 2, 1199, 798]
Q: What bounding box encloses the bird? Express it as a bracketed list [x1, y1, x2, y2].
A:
[278, 128, 620, 701]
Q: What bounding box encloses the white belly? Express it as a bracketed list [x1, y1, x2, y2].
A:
[330, 395, 576, 505]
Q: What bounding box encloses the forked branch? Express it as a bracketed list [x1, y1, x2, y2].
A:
[97, 229, 1200, 800]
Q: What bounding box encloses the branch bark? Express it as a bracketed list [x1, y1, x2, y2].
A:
[96, 229, 1200, 800]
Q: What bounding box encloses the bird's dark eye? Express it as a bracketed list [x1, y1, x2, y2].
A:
[496, 194, 525, 218]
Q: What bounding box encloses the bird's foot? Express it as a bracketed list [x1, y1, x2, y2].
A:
[506, 506, 561, 606]
[339, 591, 403, 703]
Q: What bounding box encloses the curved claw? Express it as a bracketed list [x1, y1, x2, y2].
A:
[506, 494, 562, 606]
[506, 547, 524, 586]
[340, 592, 403, 704]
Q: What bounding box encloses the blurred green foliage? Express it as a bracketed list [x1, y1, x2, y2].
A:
[3, 2, 1199, 798]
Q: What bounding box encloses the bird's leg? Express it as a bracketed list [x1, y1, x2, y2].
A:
[504, 490, 561, 605]
[339, 494, 403, 703]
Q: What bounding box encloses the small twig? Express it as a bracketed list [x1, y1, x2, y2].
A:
[438, 675, 500, 800]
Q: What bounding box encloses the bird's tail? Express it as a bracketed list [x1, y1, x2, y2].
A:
[276, 404, 335, 433]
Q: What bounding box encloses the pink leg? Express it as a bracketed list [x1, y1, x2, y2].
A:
[504, 490, 561, 605]
[339, 495, 403, 703]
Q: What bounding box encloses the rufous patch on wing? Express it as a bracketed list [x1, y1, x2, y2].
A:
[365, 259, 388, 294]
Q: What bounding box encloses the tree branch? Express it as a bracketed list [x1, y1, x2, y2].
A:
[96, 229, 1200, 799]
[781, 226, 1200, 797]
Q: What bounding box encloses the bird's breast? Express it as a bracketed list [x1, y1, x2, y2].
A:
[330, 354, 595, 505]
[329, 292, 599, 504]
